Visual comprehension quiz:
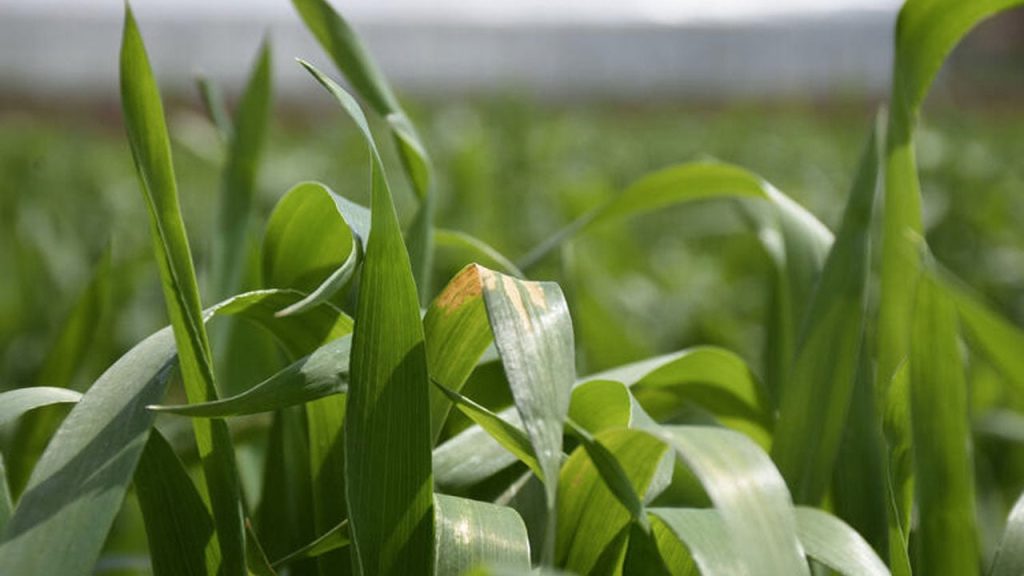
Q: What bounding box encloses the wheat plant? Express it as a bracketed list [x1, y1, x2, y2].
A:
[1, 0, 1024, 574]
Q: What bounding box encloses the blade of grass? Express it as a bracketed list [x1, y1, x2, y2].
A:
[877, 0, 1024, 542]
[0, 387, 82, 427]
[273, 521, 351, 568]
[150, 334, 351, 417]
[653, 425, 810, 576]
[246, 521, 278, 576]
[434, 494, 531, 576]
[121, 6, 244, 573]
[910, 268, 980, 575]
[301, 60, 434, 575]
[212, 38, 272, 302]
[0, 289, 345, 576]
[434, 229, 524, 278]
[771, 121, 880, 505]
[133, 428, 220, 576]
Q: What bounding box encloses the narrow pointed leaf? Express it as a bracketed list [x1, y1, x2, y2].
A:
[434, 380, 543, 480]
[772, 122, 879, 504]
[151, 334, 351, 417]
[434, 494, 531, 576]
[0, 456, 12, 536]
[273, 520, 350, 568]
[134, 429, 219, 576]
[121, 7, 244, 572]
[910, 270, 980, 575]
[212, 39, 272, 301]
[245, 521, 278, 576]
[302, 61, 434, 575]
[435, 229, 524, 279]
[0, 388, 82, 428]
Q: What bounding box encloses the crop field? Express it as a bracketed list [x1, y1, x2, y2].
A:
[2, 0, 1024, 575]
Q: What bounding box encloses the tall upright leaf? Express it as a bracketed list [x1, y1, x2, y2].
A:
[212, 38, 272, 301]
[910, 269, 980, 575]
[120, 7, 244, 572]
[772, 122, 879, 504]
[877, 0, 1024, 533]
[301, 61, 434, 574]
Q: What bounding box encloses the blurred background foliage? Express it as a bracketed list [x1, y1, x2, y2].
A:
[3, 96, 1022, 390]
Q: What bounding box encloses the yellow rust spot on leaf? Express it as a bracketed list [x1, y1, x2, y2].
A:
[434, 264, 483, 314]
[524, 282, 547, 309]
[502, 274, 532, 328]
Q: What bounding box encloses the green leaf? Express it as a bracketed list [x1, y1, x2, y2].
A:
[273, 521, 350, 568]
[196, 74, 232, 139]
[133, 429, 219, 576]
[557, 427, 667, 574]
[794, 507, 889, 576]
[910, 270, 980, 575]
[262, 181, 368, 317]
[120, 6, 244, 573]
[246, 521, 279, 576]
[434, 494, 531, 576]
[649, 508, 742, 575]
[301, 60, 434, 575]
[0, 387, 82, 428]
[434, 380, 543, 481]
[0, 290, 344, 576]
[877, 0, 1023, 536]
[771, 121, 879, 505]
[151, 334, 351, 417]
[989, 489, 1024, 576]
[654, 426, 810, 576]
[212, 38, 272, 301]
[589, 346, 771, 446]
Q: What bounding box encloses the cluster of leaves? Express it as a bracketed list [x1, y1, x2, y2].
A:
[2, 0, 1024, 575]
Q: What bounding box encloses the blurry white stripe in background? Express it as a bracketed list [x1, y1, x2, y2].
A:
[0, 0, 904, 102]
